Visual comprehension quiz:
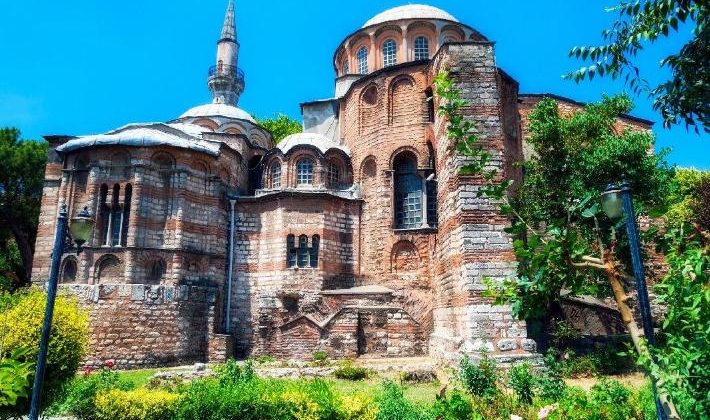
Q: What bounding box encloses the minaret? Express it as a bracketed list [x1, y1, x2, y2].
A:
[208, 0, 244, 105]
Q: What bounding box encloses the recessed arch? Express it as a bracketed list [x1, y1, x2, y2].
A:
[361, 83, 379, 107]
[60, 256, 78, 283]
[145, 258, 166, 285]
[391, 240, 420, 273]
[95, 254, 122, 284]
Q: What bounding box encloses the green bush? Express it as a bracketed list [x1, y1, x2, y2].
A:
[430, 390, 475, 420]
[95, 388, 178, 420]
[58, 365, 134, 419]
[312, 351, 328, 366]
[0, 289, 88, 389]
[458, 354, 498, 398]
[549, 379, 644, 419]
[375, 381, 427, 420]
[507, 363, 535, 404]
[0, 347, 33, 408]
[333, 360, 368, 381]
[215, 358, 254, 386]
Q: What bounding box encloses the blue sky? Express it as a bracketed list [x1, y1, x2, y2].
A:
[0, 0, 707, 169]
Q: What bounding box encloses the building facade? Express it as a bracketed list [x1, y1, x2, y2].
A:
[32, 3, 650, 367]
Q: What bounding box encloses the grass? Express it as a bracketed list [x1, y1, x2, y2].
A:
[329, 377, 440, 405]
[114, 368, 159, 388]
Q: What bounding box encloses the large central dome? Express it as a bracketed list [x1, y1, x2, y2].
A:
[363, 4, 458, 28]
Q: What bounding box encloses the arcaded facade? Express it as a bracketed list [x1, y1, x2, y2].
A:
[32, 3, 651, 367]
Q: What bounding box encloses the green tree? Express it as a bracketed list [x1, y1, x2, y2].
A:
[566, 0, 709, 131]
[0, 128, 47, 289]
[256, 114, 302, 144]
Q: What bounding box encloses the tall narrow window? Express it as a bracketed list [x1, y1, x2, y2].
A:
[342, 60, 350, 76]
[296, 159, 313, 186]
[327, 162, 340, 189]
[357, 47, 368, 74]
[413, 36, 429, 60]
[271, 162, 281, 188]
[287, 235, 297, 267]
[297, 235, 309, 267]
[99, 184, 110, 246]
[310, 235, 319, 268]
[382, 39, 397, 67]
[393, 154, 423, 229]
[147, 259, 165, 285]
[427, 179, 438, 227]
[110, 184, 122, 246]
[61, 258, 77, 283]
[122, 184, 132, 246]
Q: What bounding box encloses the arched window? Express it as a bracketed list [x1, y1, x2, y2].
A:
[122, 184, 132, 246]
[296, 159, 313, 186]
[61, 258, 77, 283]
[297, 235, 309, 268]
[357, 47, 368, 74]
[342, 60, 350, 76]
[382, 39, 397, 67]
[147, 259, 165, 285]
[414, 36, 429, 60]
[287, 234, 297, 267]
[393, 153, 422, 229]
[327, 162, 341, 189]
[270, 162, 281, 188]
[110, 184, 122, 246]
[310, 235, 319, 268]
[74, 155, 89, 192]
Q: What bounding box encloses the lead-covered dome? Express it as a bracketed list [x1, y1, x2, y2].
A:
[178, 103, 256, 124]
[363, 4, 458, 27]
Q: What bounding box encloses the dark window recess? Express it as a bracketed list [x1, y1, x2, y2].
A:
[286, 234, 320, 268]
[287, 235, 297, 267]
[298, 235, 309, 267]
[425, 88, 435, 122]
[427, 180, 438, 227]
[310, 235, 319, 268]
[394, 154, 422, 229]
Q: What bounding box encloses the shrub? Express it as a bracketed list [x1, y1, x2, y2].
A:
[215, 358, 254, 386]
[375, 381, 427, 420]
[256, 354, 276, 364]
[58, 364, 134, 419]
[0, 289, 89, 390]
[507, 363, 535, 404]
[458, 354, 498, 398]
[312, 351, 328, 366]
[534, 370, 566, 403]
[430, 390, 475, 420]
[333, 360, 368, 381]
[341, 392, 378, 420]
[95, 388, 178, 420]
[550, 379, 642, 420]
[0, 347, 33, 408]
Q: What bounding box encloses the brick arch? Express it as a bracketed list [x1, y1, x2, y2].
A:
[144, 256, 166, 285]
[388, 74, 419, 126]
[441, 24, 466, 43]
[324, 152, 352, 189]
[287, 150, 322, 188]
[60, 256, 79, 283]
[359, 83, 382, 135]
[390, 240, 420, 273]
[94, 254, 123, 284]
[219, 121, 247, 135]
[375, 27, 404, 69]
[192, 118, 218, 131]
[264, 155, 285, 189]
[389, 146, 421, 169]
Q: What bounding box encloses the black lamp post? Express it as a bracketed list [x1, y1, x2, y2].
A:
[601, 182, 667, 420]
[28, 205, 94, 420]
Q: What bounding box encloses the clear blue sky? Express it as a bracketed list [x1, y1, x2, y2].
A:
[0, 0, 707, 169]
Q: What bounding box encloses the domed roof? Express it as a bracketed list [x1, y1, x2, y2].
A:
[363, 4, 458, 28]
[178, 103, 256, 124]
[277, 133, 351, 155]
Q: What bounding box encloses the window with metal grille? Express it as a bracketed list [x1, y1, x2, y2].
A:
[271, 162, 281, 188]
[342, 60, 350, 76]
[287, 235, 297, 267]
[382, 39, 397, 67]
[327, 162, 340, 189]
[357, 47, 368, 74]
[297, 235, 309, 267]
[414, 36, 429, 60]
[427, 179, 438, 227]
[394, 155, 422, 229]
[296, 159, 313, 186]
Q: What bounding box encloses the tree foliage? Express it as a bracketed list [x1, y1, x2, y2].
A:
[566, 0, 709, 131]
[256, 114, 302, 144]
[0, 128, 47, 289]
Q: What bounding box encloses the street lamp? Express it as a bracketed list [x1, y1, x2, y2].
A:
[29, 205, 94, 420]
[600, 182, 667, 420]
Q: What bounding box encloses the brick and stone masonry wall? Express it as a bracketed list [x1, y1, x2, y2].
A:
[60, 283, 225, 368]
[428, 43, 536, 362]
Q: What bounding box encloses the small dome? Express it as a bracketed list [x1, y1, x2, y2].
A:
[278, 133, 351, 155]
[179, 103, 256, 123]
[363, 4, 458, 28]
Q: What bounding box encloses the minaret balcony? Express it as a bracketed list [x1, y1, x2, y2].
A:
[208, 64, 245, 84]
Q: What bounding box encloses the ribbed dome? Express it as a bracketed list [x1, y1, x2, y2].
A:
[178, 103, 256, 123]
[363, 4, 458, 28]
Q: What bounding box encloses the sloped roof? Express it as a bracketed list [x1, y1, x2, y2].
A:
[277, 132, 350, 155]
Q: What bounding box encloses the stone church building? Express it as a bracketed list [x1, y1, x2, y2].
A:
[32, 2, 650, 367]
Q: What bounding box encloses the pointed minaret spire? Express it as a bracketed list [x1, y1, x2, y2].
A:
[208, 0, 244, 105]
[220, 0, 237, 42]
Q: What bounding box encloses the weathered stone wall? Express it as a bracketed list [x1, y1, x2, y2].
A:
[60, 283, 227, 368]
[429, 43, 535, 362]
